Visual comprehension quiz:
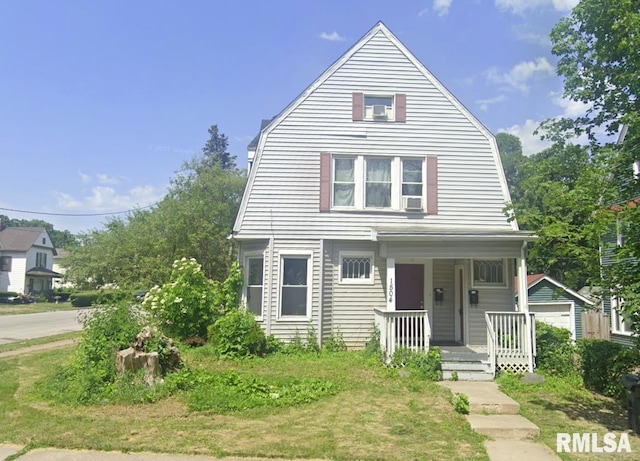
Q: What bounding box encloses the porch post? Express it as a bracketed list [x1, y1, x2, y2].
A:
[517, 242, 534, 372]
[386, 258, 395, 312]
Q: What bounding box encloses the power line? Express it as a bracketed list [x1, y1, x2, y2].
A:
[0, 205, 156, 217]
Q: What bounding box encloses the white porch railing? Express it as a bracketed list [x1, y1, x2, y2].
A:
[485, 311, 536, 374]
[373, 309, 431, 361]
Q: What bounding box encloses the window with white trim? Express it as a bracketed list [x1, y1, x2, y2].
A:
[472, 259, 507, 287]
[280, 256, 310, 317]
[245, 256, 264, 316]
[364, 95, 394, 120]
[612, 296, 633, 335]
[339, 252, 374, 284]
[331, 155, 428, 211]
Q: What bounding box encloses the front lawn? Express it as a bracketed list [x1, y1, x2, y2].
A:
[0, 345, 487, 460]
[0, 301, 77, 316]
[497, 372, 640, 460]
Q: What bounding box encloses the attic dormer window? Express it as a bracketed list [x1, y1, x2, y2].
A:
[364, 96, 393, 120]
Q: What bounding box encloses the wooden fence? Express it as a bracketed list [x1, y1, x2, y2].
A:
[581, 311, 610, 340]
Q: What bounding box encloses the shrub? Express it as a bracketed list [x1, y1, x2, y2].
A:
[207, 308, 266, 358]
[69, 291, 100, 307]
[69, 289, 129, 307]
[42, 302, 143, 404]
[576, 339, 640, 399]
[389, 348, 442, 381]
[279, 328, 321, 355]
[535, 321, 578, 376]
[450, 392, 470, 414]
[323, 329, 347, 352]
[143, 258, 226, 341]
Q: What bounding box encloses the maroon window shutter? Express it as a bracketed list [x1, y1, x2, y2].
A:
[426, 155, 438, 214]
[352, 92, 364, 121]
[395, 93, 406, 122]
[320, 152, 332, 212]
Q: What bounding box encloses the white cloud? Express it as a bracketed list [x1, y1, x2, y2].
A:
[495, 0, 578, 14]
[418, 7, 429, 17]
[319, 31, 346, 42]
[499, 119, 551, 156]
[54, 185, 163, 212]
[96, 173, 121, 185]
[486, 57, 555, 92]
[433, 0, 453, 16]
[551, 92, 591, 118]
[78, 171, 92, 184]
[512, 26, 550, 46]
[476, 95, 507, 112]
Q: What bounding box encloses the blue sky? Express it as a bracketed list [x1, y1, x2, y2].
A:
[0, 0, 583, 234]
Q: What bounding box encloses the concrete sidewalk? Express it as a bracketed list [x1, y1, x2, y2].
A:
[1, 446, 320, 461]
[439, 381, 561, 461]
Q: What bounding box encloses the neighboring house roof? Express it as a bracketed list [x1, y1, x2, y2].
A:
[515, 274, 595, 306]
[247, 118, 276, 150]
[0, 227, 57, 255]
[26, 267, 61, 277]
[54, 248, 70, 259]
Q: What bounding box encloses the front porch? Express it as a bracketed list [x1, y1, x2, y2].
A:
[373, 309, 536, 377]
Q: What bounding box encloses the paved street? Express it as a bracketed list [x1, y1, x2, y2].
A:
[0, 310, 85, 345]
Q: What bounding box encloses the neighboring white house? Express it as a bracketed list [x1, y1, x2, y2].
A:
[233, 22, 536, 372]
[52, 248, 73, 289]
[0, 227, 60, 295]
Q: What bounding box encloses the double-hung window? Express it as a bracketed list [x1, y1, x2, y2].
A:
[612, 297, 633, 335]
[0, 256, 11, 272]
[280, 255, 310, 317]
[402, 159, 423, 198]
[333, 157, 355, 207]
[35, 252, 47, 268]
[365, 158, 392, 208]
[364, 95, 394, 120]
[245, 256, 264, 316]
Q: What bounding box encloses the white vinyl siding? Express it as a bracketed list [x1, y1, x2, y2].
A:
[235, 30, 513, 240]
[431, 259, 455, 341]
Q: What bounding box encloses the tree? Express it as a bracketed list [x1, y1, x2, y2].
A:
[546, 0, 640, 334]
[495, 132, 526, 200]
[195, 124, 237, 172]
[507, 143, 605, 288]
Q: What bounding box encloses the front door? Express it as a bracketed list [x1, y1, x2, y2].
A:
[396, 264, 424, 310]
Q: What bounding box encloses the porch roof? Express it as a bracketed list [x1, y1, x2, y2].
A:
[25, 267, 62, 278]
[372, 228, 537, 242]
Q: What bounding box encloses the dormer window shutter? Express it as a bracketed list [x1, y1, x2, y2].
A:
[395, 93, 406, 123]
[352, 92, 364, 121]
[426, 155, 438, 214]
[320, 152, 332, 212]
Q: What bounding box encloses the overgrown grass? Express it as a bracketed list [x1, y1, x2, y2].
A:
[497, 372, 640, 460]
[0, 301, 78, 316]
[0, 345, 488, 460]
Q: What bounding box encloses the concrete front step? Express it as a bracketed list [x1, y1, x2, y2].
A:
[439, 381, 520, 414]
[484, 440, 561, 461]
[442, 361, 492, 371]
[467, 414, 540, 439]
[442, 370, 494, 381]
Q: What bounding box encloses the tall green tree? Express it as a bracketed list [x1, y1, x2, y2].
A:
[496, 132, 526, 200]
[196, 124, 237, 172]
[545, 0, 640, 332]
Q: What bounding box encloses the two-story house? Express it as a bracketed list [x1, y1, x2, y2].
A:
[233, 22, 536, 374]
[0, 227, 60, 296]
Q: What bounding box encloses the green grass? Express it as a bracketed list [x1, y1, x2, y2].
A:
[0, 346, 488, 460]
[0, 301, 77, 316]
[0, 332, 81, 354]
[497, 372, 640, 460]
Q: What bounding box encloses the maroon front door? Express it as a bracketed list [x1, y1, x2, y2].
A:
[395, 264, 424, 311]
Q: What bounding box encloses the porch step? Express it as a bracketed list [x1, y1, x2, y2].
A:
[441, 353, 494, 381]
[467, 414, 540, 439]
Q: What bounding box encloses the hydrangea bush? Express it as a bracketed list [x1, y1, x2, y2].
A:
[143, 258, 221, 341]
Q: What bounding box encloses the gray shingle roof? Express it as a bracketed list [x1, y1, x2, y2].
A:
[247, 118, 276, 150]
[0, 227, 51, 252]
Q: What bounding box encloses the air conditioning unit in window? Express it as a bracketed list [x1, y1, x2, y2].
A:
[403, 196, 423, 211]
[372, 105, 388, 118]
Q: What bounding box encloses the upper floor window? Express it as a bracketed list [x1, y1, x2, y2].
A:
[0, 256, 11, 272]
[472, 259, 507, 287]
[331, 155, 429, 212]
[364, 95, 394, 120]
[612, 297, 633, 335]
[366, 158, 392, 208]
[36, 252, 47, 268]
